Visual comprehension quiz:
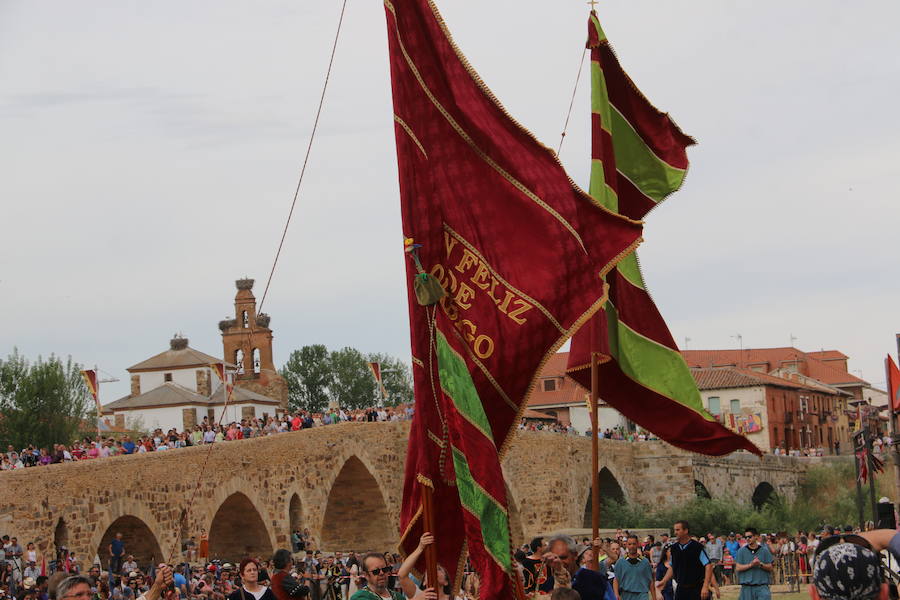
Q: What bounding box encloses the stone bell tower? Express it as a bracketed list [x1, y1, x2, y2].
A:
[219, 278, 288, 411]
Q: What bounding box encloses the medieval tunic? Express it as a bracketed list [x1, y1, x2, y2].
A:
[670, 541, 709, 600]
[614, 556, 653, 600]
[734, 544, 773, 600]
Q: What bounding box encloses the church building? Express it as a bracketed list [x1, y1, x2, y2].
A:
[102, 279, 288, 432]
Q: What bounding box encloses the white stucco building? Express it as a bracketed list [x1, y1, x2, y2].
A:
[102, 336, 281, 432]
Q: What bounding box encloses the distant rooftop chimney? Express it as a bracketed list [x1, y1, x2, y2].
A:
[170, 336, 189, 351]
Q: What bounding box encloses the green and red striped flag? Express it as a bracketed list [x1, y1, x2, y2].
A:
[567, 11, 760, 456]
[384, 1, 643, 597]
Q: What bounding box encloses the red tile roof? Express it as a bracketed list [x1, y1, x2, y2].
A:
[680, 347, 867, 386]
[527, 347, 859, 408]
[807, 350, 849, 360]
[691, 367, 844, 394]
[526, 352, 587, 407]
[523, 409, 557, 420]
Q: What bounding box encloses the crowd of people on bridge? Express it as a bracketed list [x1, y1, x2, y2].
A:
[0, 407, 414, 472]
[5, 518, 897, 600]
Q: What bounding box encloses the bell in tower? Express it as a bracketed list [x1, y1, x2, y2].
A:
[219, 278, 287, 411]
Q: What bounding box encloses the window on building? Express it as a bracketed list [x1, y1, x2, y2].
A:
[242, 310, 249, 328]
[164, 373, 173, 382]
[708, 397, 721, 415]
[252, 348, 261, 374]
[729, 399, 740, 413]
[235, 349, 245, 375]
[543, 379, 557, 392]
[800, 396, 808, 413]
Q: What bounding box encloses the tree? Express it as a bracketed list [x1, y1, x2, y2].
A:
[366, 352, 413, 406]
[329, 347, 377, 410]
[0, 350, 92, 451]
[280, 345, 333, 413]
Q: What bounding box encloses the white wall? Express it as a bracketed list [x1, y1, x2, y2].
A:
[700, 386, 769, 452]
[115, 402, 278, 432]
[116, 405, 193, 432]
[209, 402, 277, 425]
[138, 367, 212, 394]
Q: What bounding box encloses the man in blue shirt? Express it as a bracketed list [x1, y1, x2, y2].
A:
[108, 533, 125, 575]
[614, 535, 656, 600]
[725, 534, 740, 559]
[734, 528, 772, 600]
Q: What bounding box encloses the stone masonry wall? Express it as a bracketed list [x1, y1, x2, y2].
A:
[0, 423, 804, 566]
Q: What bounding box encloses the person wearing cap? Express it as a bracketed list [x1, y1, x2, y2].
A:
[734, 529, 772, 600]
[614, 535, 656, 600]
[571, 540, 608, 600]
[122, 557, 138, 576]
[25, 561, 41, 580]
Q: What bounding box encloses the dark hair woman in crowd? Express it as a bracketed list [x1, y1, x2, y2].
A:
[227, 558, 275, 600]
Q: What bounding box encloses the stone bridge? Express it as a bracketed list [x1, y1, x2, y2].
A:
[0, 422, 804, 566]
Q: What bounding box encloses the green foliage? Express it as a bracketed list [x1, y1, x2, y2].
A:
[0, 350, 92, 450]
[329, 347, 377, 410]
[281, 344, 333, 413]
[601, 458, 891, 534]
[280, 345, 413, 412]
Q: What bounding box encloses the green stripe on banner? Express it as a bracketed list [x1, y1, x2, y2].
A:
[590, 62, 612, 128]
[435, 331, 493, 439]
[451, 446, 512, 570]
[589, 14, 607, 43]
[605, 302, 712, 421]
[615, 252, 645, 290]
[609, 107, 687, 202]
[589, 159, 618, 212]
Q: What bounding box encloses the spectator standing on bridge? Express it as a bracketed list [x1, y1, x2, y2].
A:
[614, 535, 655, 600]
[734, 529, 772, 600]
[109, 533, 125, 575]
[656, 521, 712, 600]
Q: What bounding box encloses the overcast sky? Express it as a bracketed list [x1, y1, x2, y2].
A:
[2, 1, 898, 403]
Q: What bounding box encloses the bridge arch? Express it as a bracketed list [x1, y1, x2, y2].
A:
[321, 455, 396, 551]
[582, 466, 626, 528]
[89, 498, 167, 571]
[694, 480, 712, 499]
[288, 493, 304, 543]
[208, 491, 274, 561]
[752, 481, 777, 509]
[97, 515, 164, 568]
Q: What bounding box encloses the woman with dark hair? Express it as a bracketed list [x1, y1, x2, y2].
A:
[227, 559, 276, 600]
[655, 546, 674, 600]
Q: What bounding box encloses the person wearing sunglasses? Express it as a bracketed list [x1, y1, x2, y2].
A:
[811, 529, 900, 600]
[352, 553, 408, 600]
[734, 529, 773, 600]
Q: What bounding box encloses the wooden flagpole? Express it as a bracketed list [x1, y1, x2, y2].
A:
[420, 482, 439, 591]
[589, 317, 601, 568]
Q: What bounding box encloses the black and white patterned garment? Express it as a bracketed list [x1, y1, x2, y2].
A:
[813, 542, 882, 600]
